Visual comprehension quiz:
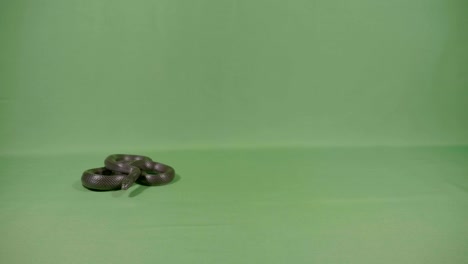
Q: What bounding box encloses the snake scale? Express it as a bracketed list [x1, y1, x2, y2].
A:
[82, 154, 175, 191]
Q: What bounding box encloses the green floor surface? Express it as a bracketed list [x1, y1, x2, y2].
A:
[1, 146, 467, 264]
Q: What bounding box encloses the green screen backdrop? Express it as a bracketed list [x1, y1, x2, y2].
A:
[1, 0, 467, 263]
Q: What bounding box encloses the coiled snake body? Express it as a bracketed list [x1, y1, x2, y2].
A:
[82, 154, 175, 191]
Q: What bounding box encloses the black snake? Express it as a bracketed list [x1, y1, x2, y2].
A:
[81, 154, 175, 191]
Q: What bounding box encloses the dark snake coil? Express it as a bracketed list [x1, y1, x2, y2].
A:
[81, 154, 175, 191]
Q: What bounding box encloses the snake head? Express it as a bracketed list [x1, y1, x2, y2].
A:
[121, 178, 135, 190]
[120, 168, 141, 190]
